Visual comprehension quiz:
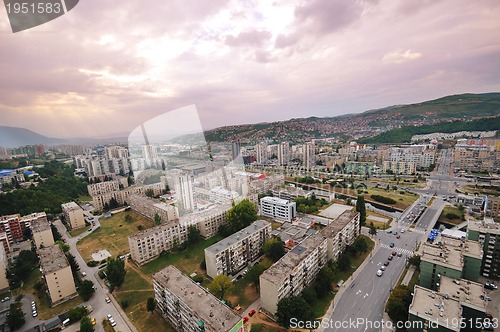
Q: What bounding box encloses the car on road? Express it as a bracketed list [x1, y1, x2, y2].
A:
[376, 270, 383, 277]
[380, 265, 386, 271]
[384, 261, 390, 266]
[386, 230, 392, 234]
[397, 252, 402, 257]
[484, 282, 498, 290]
[396, 235, 400, 239]
[392, 251, 397, 256]
[82, 271, 87, 277]
[32, 311, 37, 317]
[107, 314, 113, 319]
[105, 297, 111, 303]
[389, 243, 395, 248]
[249, 309, 256, 317]
[394, 231, 397, 235]
[243, 316, 249, 323]
[1, 297, 9, 302]
[388, 256, 393, 261]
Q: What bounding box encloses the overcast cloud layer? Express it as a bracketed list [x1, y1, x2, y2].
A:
[1, 0, 499, 138]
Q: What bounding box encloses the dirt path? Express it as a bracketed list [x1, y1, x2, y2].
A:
[126, 259, 153, 283]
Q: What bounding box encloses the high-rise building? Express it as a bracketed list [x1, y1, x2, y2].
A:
[302, 142, 315, 170]
[153, 266, 242, 332]
[467, 218, 500, 278]
[142, 144, 158, 161]
[260, 196, 296, 222]
[39, 245, 77, 305]
[173, 172, 195, 212]
[231, 140, 241, 161]
[205, 220, 271, 278]
[320, 210, 360, 261]
[31, 217, 55, 249]
[277, 142, 290, 166]
[255, 142, 268, 164]
[61, 202, 85, 229]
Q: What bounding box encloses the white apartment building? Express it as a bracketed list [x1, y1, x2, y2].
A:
[91, 182, 164, 211]
[255, 142, 268, 164]
[209, 186, 239, 204]
[128, 194, 178, 224]
[260, 196, 297, 222]
[389, 146, 436, 169]
[320, 210, 360, 261]
[205, 220, 272, 278]
[182, 203, 232, 239]
[87, 180, 120, 197]
[153, 266, 242, 332]
[31, 216, 55, 249]
[277, 142, 290, 166]
[303, 142, 316, 170]
[39, 245, 77, 305]
[172, 171, 195, 212]
[260, 234, 328, 314]
[61, 202, 85, 229]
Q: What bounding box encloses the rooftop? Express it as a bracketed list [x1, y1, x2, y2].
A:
[468, 218, 500, 235]
[153, 266, 241, 332]
[61, 201, 81, 211]
[128, 220, 180, 241]
[260, 234, 327, 284]
[409, 285, 461, 332]
[260, 196, 293, 205]
[421, 238, 482, 270]
[321, 210, 359, 239]
[39, 245, 70, 274]
[205, 220, 271, 254]
[439, 276, 487, 312]
[30, 217, 50, 233]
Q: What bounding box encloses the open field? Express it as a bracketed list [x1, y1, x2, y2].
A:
[366, 210, 392, 230]
[77, 211, 154, 261]
[12, 269, 83, 320]
[69, 227, 88, 237]
[438, 206, 465, 226]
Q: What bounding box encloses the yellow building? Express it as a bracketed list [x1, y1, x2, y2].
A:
[39, 245, 77, 305]
[31, 217, 54, 249]
[61, 202, 85, 229]
[0, 244, 9, 293]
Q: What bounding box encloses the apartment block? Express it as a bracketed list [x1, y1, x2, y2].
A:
[255, 142, 268, 164]
[382, 161, 416, 175]
[39, 245, 77, 305]
[205, 220, 272, 279]
[453, 139, 499, 173]
[408, 276, 487, 332]
[277, 142, 290, 166]
[61, 202, 85, 229]
[128, 221, 189, 265]
[129, 194, 178, 224]
[467, 218, 500, 278]
[302, 142, 316, 170]
[320, 210, 360, 261]
[31, 216, 55, 249]
[419, 237, 482, 290]
[153, 266, 242, 332]
[260, 196, 297, 222]
[87, 180, 120, 197]
[0, 244, 9, 293]
[0, 232, 10, 255]
[0, 214, 24, 243]
[485, 196, 500, 220]
[260, 234, 328, 314]
[183, 203, 232, 239]
[91, 183, 164, 211]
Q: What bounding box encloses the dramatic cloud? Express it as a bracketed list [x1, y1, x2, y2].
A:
[0, 0, 499, 138]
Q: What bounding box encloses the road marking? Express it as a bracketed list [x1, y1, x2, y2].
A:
[380, 244, 414, 256]
[356, 290, 361, 295]
[364, 293, 369, 298]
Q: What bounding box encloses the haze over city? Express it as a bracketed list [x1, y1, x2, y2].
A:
[1, 0, 499, 138]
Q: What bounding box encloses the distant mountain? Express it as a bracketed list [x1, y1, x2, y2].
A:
[204, 92, 500, 143]
[0, 126, 63, 148]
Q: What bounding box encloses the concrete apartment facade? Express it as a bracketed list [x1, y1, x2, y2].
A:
[485, 196, 500, 220]
[153, 266, 242, 332]
[260, 196, 297, 222]
[31, 216, 55, 249]
[128, 194, 178, 223]
[467, 218, 500, 278]
[320, 210, 360, 261]
[419, 237, 482, 291]
[205, 220, 272, 279]
[408, 277, 487, 332]
[0, 212, 47, 246]
[0, 244, 9, 293]
[39, 245, 77, 305]
[61, 202, 85, 229]
[91, 182, 164, 211]
[260, 234, 328, 314]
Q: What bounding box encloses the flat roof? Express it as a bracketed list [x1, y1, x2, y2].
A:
[409, 285, 461, 332]
[128, 220, 180, 241]
[39, 245, 70, 274]
[421, 238, 482, 270]
[260, 234, 327, 284]
[260, 196, 293, 205]
[439, 276, 487, 312]
[31, 217, 50, 233]
[205, 220, 271, 254]
[468, 219, 500, 235]
[61, 201, 81, 211]
[321, 210, 358, 239]
[153, 266, 241, 331]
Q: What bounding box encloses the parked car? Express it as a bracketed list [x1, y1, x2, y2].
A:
[392, 251, 397, 256]
[376, 270, 383, 277]
[32, 311, 37, 317]
[380, 265, 386, 271]
[249, 309, 256, 317]
[484, 282, 498, 290]
[388, 256, 393, 261]
[397, 252, 402, 257]
[243, 316, 249, 323]
[389, 243, 395, 248]
[384, 261, 390, 266]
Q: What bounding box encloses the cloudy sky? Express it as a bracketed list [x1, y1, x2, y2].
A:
[1, 0, 499, 138]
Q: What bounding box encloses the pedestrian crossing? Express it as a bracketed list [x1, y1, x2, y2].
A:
[380, 243, 414, 256]
[410, 228, 426, 234]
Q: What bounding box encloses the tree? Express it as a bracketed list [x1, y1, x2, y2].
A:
[56, 240, 70, 252]
[355, 195, 367, 229]
[352, 236, 368, 254]
[337, 252, 351, 272]
[263, 238, 285, 262]
[6, 305, 25, 331]
[147, 297, 156, 313]
[208, 275, 234, 299]
[107, 257, 126, 290]
[386, 285, 412, 326]
[276, 296, 314, 328]
[226, 199, 258, 233]
[154, 213, 161, 225]
[369, 222, 377, 236]
[68, 306, 88, 322]
[78, 280, 95, 301]
[146, 189, 155, 198]
[408, 254, 421, 268]
[124, 214, 134, 223]
[80, 316, 94, 332]
[244, 264, 265, 291]
[109, 197, 119, 209]
[187, 225, 201, 245]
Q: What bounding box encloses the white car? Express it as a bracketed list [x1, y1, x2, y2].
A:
[376, 270, 383, 277]
[401, 229, 405, 233]
[32, 311, 37, 317]
[380, 265, 386, 271]
[107, 314, 113, 319]
[105, 297, 111, 303]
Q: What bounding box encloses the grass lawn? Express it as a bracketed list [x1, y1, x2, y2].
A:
[78, 195, 93, 202]
[366, 210, 392, 230]
[77, 211, 154, 261]
[250, 323, 286, 332]
[438, 206, 465, 226]
[69, 227, 88, 238]
[113, 263, 175, 332]
[12, 269, 83, 320]
[311, 291, 335, 318]
[140, 235, 224, 277]
[364, 187, 418, 210]
[227, 278, 259, 309]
